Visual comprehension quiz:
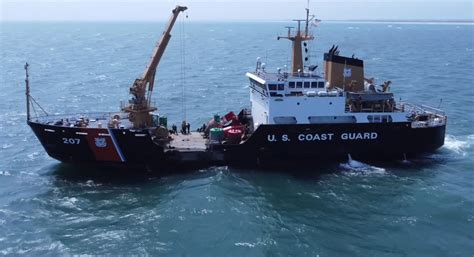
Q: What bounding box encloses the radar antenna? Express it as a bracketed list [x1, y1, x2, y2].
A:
[277, 4, 315, 73]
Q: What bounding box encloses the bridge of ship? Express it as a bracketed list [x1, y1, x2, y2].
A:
[247, 70, 447, 126]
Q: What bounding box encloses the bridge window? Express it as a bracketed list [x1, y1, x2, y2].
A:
[296, 82, 303, 88]
[278, 84, 284, 90]
[318, 81, 325, 88]
[311, 82, 318, 88]
[268, 84, 277, 91]
[250, 79, 265, 90]
[289, 82, 295, 88]
[304, 82, 310, 88]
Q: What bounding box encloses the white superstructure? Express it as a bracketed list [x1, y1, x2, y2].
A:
[246, 63, 445, 130]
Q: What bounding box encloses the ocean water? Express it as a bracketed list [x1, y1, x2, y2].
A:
[0, 21, 473, 256]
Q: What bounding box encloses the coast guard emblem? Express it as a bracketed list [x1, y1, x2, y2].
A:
[94, 137, 107, 148]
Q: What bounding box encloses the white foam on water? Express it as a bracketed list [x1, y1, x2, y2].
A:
[443, 134, 473, 156]
[80, 179, 101, 187]
[27, 151, 40, 160]
[400, 159, 412, 165]
[92, 230, 126, 241]
[235, 238, 276, 248]
[340, 154, 387, 175]
[400, 153, 412, 165]
[235, 242, 256, 248]
[0, 171, 11, 176]
[95, 74, 107, 81]
[2, 144, 13, 149]
[59, 197, 80, 210]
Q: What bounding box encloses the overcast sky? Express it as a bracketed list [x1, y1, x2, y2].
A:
[1, 0, 473, 21]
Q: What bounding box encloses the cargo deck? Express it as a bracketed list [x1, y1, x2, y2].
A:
[164, 132, 225, 164]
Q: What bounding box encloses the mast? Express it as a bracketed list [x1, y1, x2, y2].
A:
[305, 2, 310, 37]
[123, 5, 187, 128]
[24, 62, 31, 122]
[277, 5, 314, 73]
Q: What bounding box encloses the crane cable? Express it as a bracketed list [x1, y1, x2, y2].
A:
[179, 13, 187, 123]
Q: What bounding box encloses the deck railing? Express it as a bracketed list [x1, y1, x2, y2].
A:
[253, 71, 321, 81]
[400, 102, 447, 127]
[400, 102, 445, 116]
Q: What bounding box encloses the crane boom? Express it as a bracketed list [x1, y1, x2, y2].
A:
[123, 5, 187, 129]
[141, 5, 187, 91]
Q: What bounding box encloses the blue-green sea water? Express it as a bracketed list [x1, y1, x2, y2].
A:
[0, 21, 473, 256]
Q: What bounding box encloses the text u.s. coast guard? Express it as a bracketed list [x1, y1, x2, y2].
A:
[266, 132, 378, 142]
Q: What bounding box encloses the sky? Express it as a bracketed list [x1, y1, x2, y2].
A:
[0, 0, 473, 21]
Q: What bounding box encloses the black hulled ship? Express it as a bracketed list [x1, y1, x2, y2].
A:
[27, 6, 446, 169]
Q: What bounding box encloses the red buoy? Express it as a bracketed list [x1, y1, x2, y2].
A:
[224, 126, 243, 143]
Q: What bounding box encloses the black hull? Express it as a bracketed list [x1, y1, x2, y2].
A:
[222, 122, 446, 164]
[28, 121, 166, 168]
[29, 121, 446, 169]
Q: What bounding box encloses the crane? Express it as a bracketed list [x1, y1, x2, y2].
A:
[123, 5, 187, 128]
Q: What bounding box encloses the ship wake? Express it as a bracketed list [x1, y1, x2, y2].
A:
[443, 134, 473, 157]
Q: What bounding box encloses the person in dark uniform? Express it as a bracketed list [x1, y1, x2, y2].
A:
[171, 124, 177, 135]
[181, 121, 187, 134]
[199, 123, 206, 132]
[186, 122, 191, 134]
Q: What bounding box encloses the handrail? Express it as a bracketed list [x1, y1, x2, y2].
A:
[400, 102, 446, 116]
[32, 112, 111, 120]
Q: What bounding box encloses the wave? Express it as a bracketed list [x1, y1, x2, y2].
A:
[58, 197, 81, 210]
[234, 238, 277, 248]
[443, 134, 473, 156]
[339, 154, 387, 175]
[2, 144, 13, 149]
[27, 151, 40, 160]
[0, 171, 11, 176]
[234, 242, 256, 248]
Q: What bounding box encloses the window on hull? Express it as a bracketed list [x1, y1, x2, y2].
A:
[367, 115, 393, 123]
[273, 116, 297, 124]
[308, 116, 357, 124]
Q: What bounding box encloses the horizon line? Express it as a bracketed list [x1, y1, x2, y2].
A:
[1, 19, 473, 24]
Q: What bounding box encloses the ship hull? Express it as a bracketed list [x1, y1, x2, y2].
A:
[29, 121, 446, 169]
[220, 122, 446, 165]
[28, 121, 166, 168]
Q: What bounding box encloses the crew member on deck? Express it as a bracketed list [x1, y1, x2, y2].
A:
[186, 122, 191, 134]
[181, 121, 187, 135]
[199, 123, 206, 133]
[172, 124, 177, 135]
[382, 81, 392, 92]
